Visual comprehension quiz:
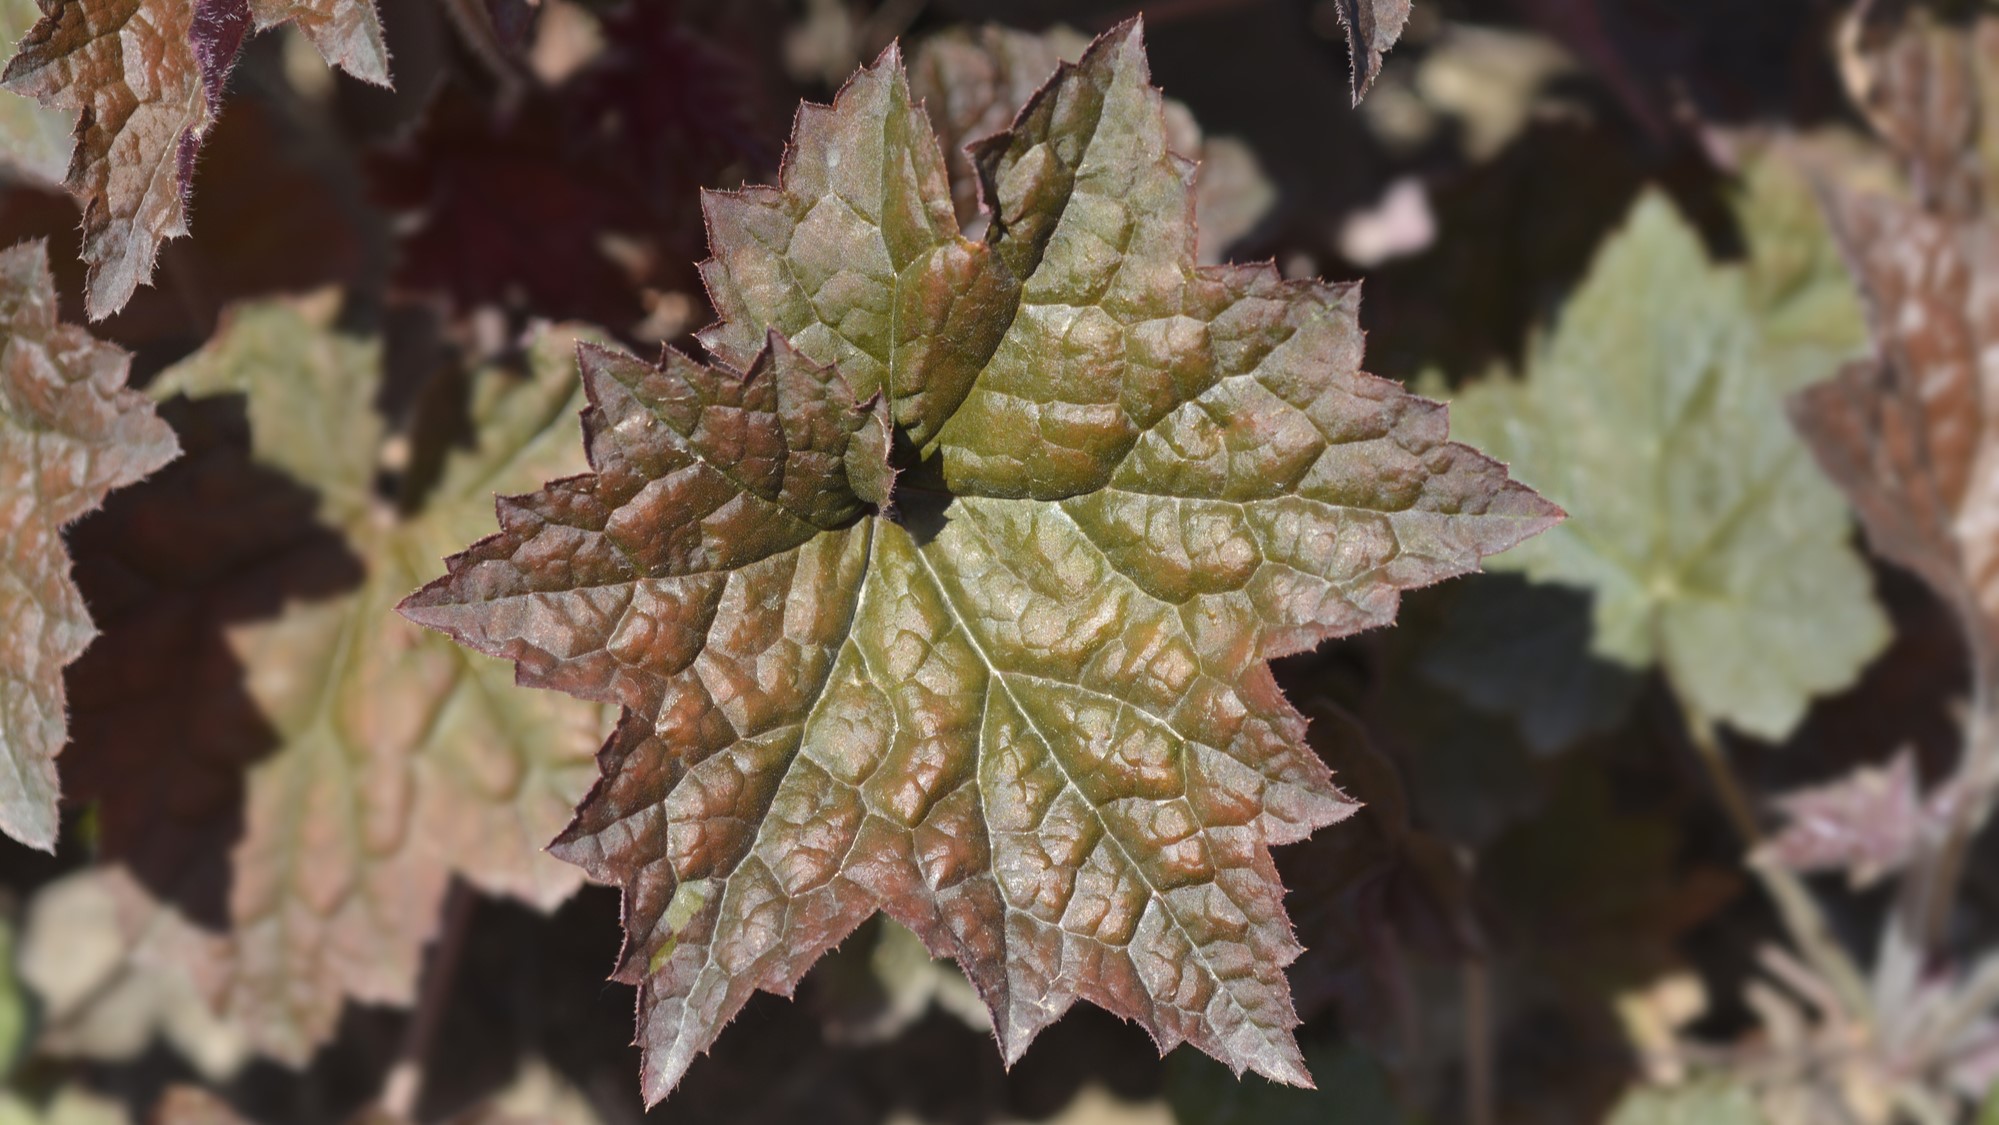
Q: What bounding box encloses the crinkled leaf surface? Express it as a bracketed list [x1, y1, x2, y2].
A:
[0, 239, 174, 850]
[403, 21, 1557, 1103]
[0, 0, 386, 320]
[909, 24, 1274, 265]
[1445, 188, 1889, 740]
[65, 299, 608, 1065]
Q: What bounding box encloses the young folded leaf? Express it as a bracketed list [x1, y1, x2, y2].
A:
[1446, 188, 1890, 740]
[402, 21, 1557, 1103]
[0, 0, 387, 320]
[0, 239, 176, 851]
[64, 300, 608, 1064]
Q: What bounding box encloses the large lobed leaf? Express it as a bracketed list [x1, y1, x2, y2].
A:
[403, 21, 1557, 1102]
[0, 238, 175, 850]
[64, 299, 609, 1064]
[0, 0, 387, 320]
[1445, 178, 1890, 740]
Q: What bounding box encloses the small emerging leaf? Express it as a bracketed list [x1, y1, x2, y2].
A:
[1762, 751, 1931, 889]
[0, 239, 176, 850]
[404, 20, 1557, 1103]
[1445, 186, 1890, 740]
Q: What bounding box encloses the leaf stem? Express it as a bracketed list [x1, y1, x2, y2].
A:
[1901, 658, 1999, 954]
[381, 880, 478, 1118]
[1679, 703, 1873, 1018]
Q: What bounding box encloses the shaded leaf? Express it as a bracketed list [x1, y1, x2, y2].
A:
[371, 1, 776, 332]
[66, 299, 609, 1065]
[0, 0, 385, 320]
[1332, 0, 1413, 106]
[1415, 573, 1639, 754]
[403, 21, 1557, 1103]
[1444, 190, 1888, 739]
[0, 239, 175, 850]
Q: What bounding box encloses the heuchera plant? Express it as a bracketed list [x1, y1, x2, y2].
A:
[402, 20, 1557, 1102]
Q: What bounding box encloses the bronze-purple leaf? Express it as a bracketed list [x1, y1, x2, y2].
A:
[402, 20, 1558, 1104]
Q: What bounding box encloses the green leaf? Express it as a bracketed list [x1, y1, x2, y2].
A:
[404, 20, 1557, 1103]
[0, 240, 176, 851]
[1443, 188, 1889, 739]
[1606, 1079, 1767, 1125]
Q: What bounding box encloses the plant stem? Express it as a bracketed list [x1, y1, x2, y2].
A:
[1680, 704, 1872, 1018]
[382, 880, 477, 1118]
[1463, 958, 1495, 1125]
[1902, 663, 1999, 954]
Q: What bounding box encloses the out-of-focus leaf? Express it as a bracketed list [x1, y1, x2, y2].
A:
[0, 239, 175, 850]
[1445, 191, 1888, 739]
[372, 1, 774, 333]
[1164, 1040, 1412, 1125]
[146, 1088, 247, 1125]
[0, 0, 74, 184]
[908, 24, 1274, 263]
[1607, 1079, 1767, 1125]
[17, 868, 248, 1079]
[1790, 191, 1999, 691]
[0, 0, 385, 320]
[1835, 0, 1990, 220]
[1762, 751, 1931, 889]
[1332, 0, 1413, 106]
[1411, 24, 1574, 163]
[1416, 573, 1639, 754]
[0, 1089, 127, 1125]
[402, 20, 1558, 1104]
[65, 300, 609, 1066]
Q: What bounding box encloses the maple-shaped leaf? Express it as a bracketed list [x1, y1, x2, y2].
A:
[0, 238, 174, 850]
[1332, 0, 1412, 105]
[1444, 187, 1890, 740]
[63, 298, 609, 1065]
[0, 0, 386, 320]
[908, 24, 1275, 265]
[402, 21, 1558, 1103]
